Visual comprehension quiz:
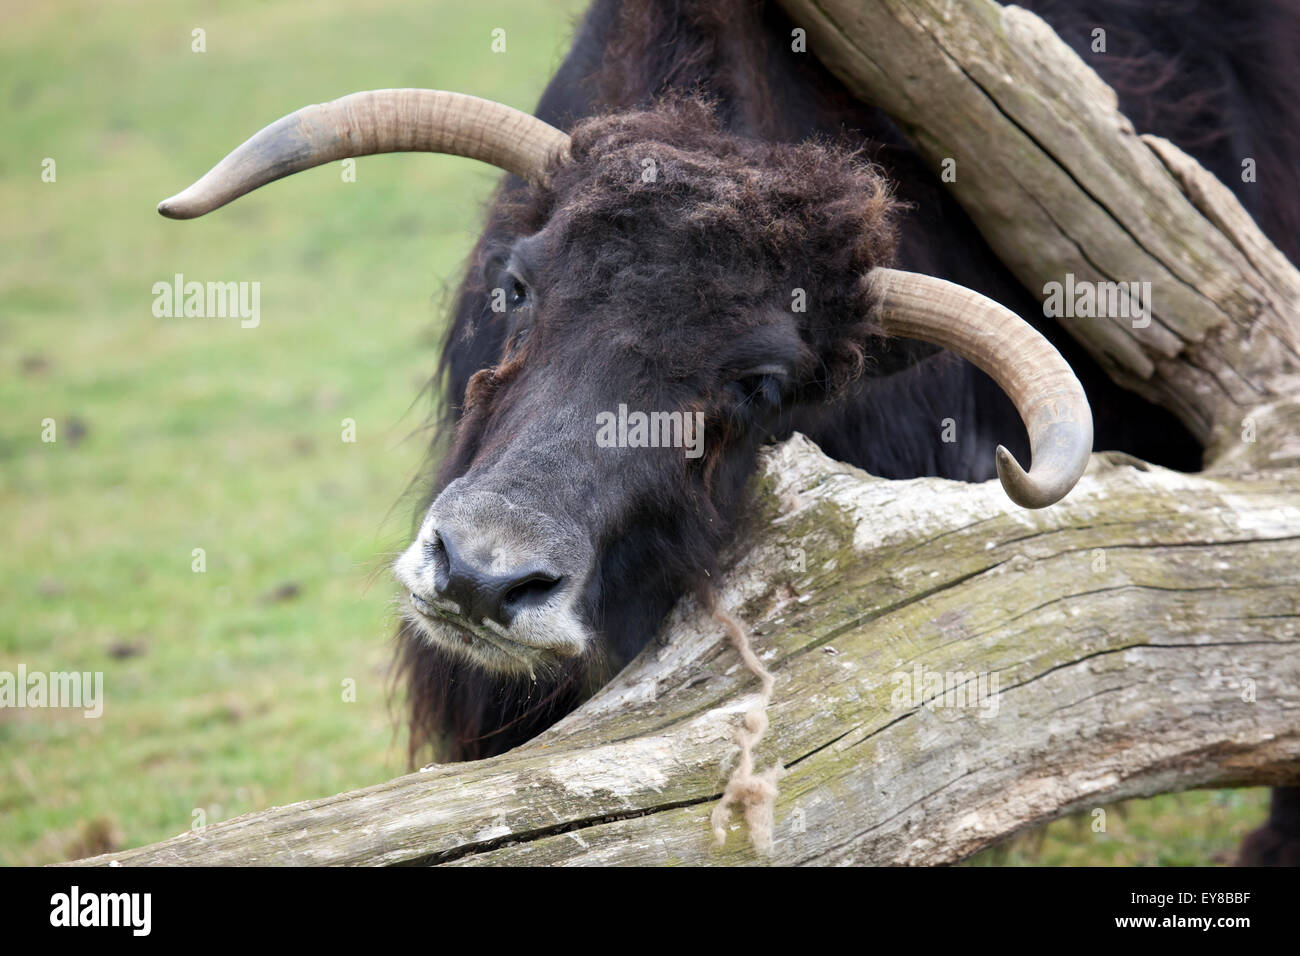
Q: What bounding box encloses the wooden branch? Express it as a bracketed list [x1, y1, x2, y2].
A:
[68, 436, 1300, 866]
[777, 0, 1300, 460]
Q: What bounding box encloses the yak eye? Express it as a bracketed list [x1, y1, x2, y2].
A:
[509, 277, 529, 309]
[725, 372, 783, 410]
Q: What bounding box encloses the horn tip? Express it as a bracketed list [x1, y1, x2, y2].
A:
[157, 196, 195, 219]
[995, 444, 1057, 510]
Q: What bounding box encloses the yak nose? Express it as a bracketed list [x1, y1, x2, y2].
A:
[433, 529, 564, 627]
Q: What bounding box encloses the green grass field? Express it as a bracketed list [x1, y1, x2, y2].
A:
[0, 0, 1267, 865]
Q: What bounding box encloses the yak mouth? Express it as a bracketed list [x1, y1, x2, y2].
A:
[403, 588, 585, 678]
[408, 590, 536, 656]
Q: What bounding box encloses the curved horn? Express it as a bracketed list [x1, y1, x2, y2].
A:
[866, 267, 1093, 509]
[158, 89, 571, 219]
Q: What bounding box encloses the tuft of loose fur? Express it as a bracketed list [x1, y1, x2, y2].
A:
[709, 602, 785, 855]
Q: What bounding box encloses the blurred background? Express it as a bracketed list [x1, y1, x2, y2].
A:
[0, 0, 1267, 865]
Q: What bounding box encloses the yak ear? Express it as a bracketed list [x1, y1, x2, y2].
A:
[795, 316, 935, 399]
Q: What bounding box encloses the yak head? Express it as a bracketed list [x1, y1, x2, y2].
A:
[396, 97, 905, 679]
[159, 89, 1091, 754]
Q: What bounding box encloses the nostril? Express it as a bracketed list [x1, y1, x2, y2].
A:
[433, 527, 564, 627]
[427, 532, 450, 585]
[502, 572, 563, 615]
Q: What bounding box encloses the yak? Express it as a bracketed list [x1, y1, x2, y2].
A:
[159, 0, 1300, 863]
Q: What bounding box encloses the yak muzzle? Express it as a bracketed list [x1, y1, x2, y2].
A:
[393, 484, 594, 677]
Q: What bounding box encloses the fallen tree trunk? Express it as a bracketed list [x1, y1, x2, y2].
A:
[70, 436, 1300, 865]
[68, 0, 1300, 866]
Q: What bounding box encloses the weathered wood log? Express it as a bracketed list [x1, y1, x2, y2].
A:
[776, 0, 1300, 462]
[68, 435, 1300, 865]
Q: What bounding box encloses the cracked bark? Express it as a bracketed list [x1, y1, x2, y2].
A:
[66, 0, 1300, 865]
